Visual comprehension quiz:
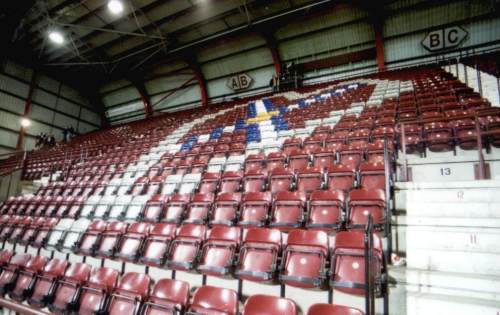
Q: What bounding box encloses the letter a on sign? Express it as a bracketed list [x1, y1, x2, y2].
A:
[227, 73, 253, 91]
[422, 26, 468, 52]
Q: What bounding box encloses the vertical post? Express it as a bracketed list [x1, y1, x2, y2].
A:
[384, 138, 392, 257]
[476, 65, 483, 96]
[374, 21, 385, 72]
[400, 123, 408, 182]
[475, 118, 485, 180]
[464, 63, 468, 86]
[16, 72, 37, 150]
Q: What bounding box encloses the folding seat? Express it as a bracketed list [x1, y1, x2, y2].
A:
[303, 136, 324, 154]
[179, 173, 202, 194]
[359, 162, 387, 190]
[347, 129, 370, 148]
[266, 152, 287, 172]
[0, 253, 31, 296]
[6, 217, 32, 245]
[453, 119, 478, 150]
[42, 219, 75, 253]
[242, 169, 267, 193]
[162, 193, 190, 223]
[34, 196, 52, 217]
[115, 222, 151, 263]
[214, 143, 230, 157]
[18, 217, 47, 247]
[269, 167, 295, 194]
[325, 133, 347, 152]
[207, 156, 227, 173]
[225, 155, 246, 172]
[288, 149, 310, 171]
[73, 220, 108, 256]
[9, 255, 48, 302]
[106, 272, 151, 315]
[279, 229, 329, 289]
[104, 178, 121, 196]
[283, 138, 302, 155]
[167, 224, 207, 271]
[0, 250, 13, 269]
[338, 145, 364, 169]
[107, 195, 133, 220]
[160, 162, 177, 177]
[186, 286, 238, 315]
[130, 176, 149, 195]
[139, 223, 177, 267]
[269, 191, 306, 231]
[124, 195, 151, 221]
[92, 195, 116, 219]
[238, 192, 272, 227]
[197, 226, 241, 277]
[229, 142, 246, 156]
[307, 304, 364, 315]
[219, 171, 243, 194]
[199, 172, 220, 194]
[306, 190, 345, 232]
[80, 195, 101, 218]
[140, 278, 190, 315]
[24, 196, 43, 216]
[185, 193, 215, 224]
[347, 189, 386, 229]
[94, 180, 111, 196]
[176, 160, 192, 176]
[372, 126, 395, 142]
[397, 124, 424, 154]
[296, 167, 324, 194]
[311, 148, 335, 170]
[191, 157, 208, 173]
[95, 221, 128, 259]
[141, 194, 168, 222]
[210, 193, 241, 226]
[161, 174, 183, 195]
[424, 121, 454, 152]
[243, 294, 297, 315]
[73, 267, 120, 315]
[245, 154, 266, 172]
[330, 230, 384, 296]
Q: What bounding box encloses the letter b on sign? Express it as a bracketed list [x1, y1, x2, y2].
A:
[422, 26, 467, 52]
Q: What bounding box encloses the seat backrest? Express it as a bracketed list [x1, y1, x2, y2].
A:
[42, 259, 68, 278]
[243, 294, 297, 315]
[307, 304, 364, 315]
[149, 223, 177, 238]
[207, 226, 241, 243]
[190, 286, 238, 315]
[176, 224, 207, 240]
[149, 278, 190, 307]
[25, 255, 48, 273]
[244, 228, 281, 247]
[87, 267, 119, 291]
[114, 272, 151, 299]
[8, 253, 32, 268]
[287, 229, 329, 252]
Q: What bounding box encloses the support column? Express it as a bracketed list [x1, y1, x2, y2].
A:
[374, 21, 385, 72]
[16, 72, 37, 150]
[262, 32, 282, 75]
[187, 57, 208, 107]
[130, 78, 153, 118]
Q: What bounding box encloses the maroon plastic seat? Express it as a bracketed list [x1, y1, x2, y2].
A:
[243, 294, 297, 315]
[176, 160, 191, 176]
[269, 191, 306, 231]
[146, 176, 164, 195]
[116, 222, 151, 262]
[325, 134, 346, 152]
[8, 217, 33, 243]
[245, 154, 265, 172]
[162, 194, 190, 223]
[266, 152, 287, 172]
[9, 255, 48, 302]
[296, 167, 324, 194]
[107, 272, 151, 315]
[95, 221, 128, 258]
[243, 169, 267, 193]
[348, 129, 370, 148]
[210, 193, 241, 226]
[238, 192, 272, 227]
[288, 149, 310, 171]
[198, 226, 241, 277]
[74, 220, 107, 256]
[283, 138, 302, 155]
[199, 172, 221, 194]
[397, 124, 424, 154]
[139, 223, 177, 267]
[185, 193, 215, 224]
[27, 258, 68, 308]
[0, 250, 13, 269]
[359, 162, 386, 190]
[187, 286, 238, 315]
[75, 267, 120, 315]
[31, 218, 59, 248]
[269, 167, 295, 194]
[280, 229, 329, 289]
[49, 262, 92, 314]
[312, 148, 335, 170]
[307, 190, 345, 231]
[338, 145, 364, 169]
[0, 253, 31, 295]
[19, 217, 45, 245]
[331, 230, 384, 296]
[347, 189, 386, 229]
[167, 224, 207, 271]
[453, 119, 478, 150]
[307, 304, 364, 315]
[327, 164, 356, 191]
[219, 171, 243, 194]
[303, 136, 324, 154]
[131, 177, 149, 195]
[142, 194, 169, 222]
[424, 122, 454, 152]
[235, 228, 281, 283]
[140, 279, 190, 315]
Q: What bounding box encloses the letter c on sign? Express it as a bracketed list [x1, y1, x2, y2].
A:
[448, 29, 459, 44]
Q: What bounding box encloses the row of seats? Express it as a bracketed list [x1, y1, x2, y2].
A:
[1, 188, 386, 231]
[0, 250, 364, 314]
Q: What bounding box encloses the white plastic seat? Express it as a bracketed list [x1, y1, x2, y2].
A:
[80, 195, 101, 218]
[93, 195, 117, 219]
[125, 195, 151, 221]
[179, 173, 202, 194]
[225, 155, 245, 172]
[108, 195, 133, 220]
[162, 174, 183, 195]
[59, 218, 91, 253]
[207, 157, 227, 173]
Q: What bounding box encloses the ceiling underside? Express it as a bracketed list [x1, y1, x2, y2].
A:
[10, 0, 368, 85]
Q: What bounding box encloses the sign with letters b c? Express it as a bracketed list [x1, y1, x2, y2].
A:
[421, 26, 468, 52]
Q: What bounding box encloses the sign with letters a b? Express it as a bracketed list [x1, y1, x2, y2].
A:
[421, 26, 468, 52]
[227, 73, 253, 91]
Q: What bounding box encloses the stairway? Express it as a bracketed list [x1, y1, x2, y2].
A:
[391, 180, 500, 315]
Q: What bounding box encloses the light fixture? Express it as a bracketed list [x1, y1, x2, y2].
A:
[108, 0, 124, 14]
[48, 31, 65, 44]
[20, 118, 31, 128]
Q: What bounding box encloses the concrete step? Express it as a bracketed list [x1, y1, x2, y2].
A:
[405, 292, 500, 315]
